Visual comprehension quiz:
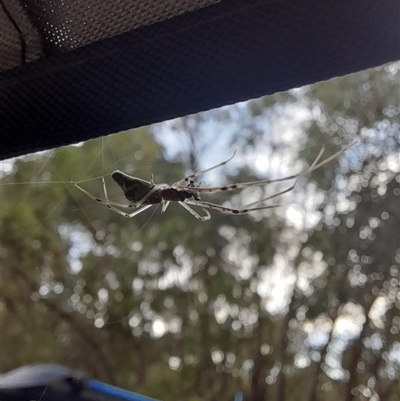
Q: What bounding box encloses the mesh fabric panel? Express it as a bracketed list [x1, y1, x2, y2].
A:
[1, 0, 399, 160]
[1, 0, 221, 72]
[0, 0, 42, 70]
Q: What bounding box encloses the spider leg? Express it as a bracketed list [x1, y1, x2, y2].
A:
[71, 179, 167, 212]
[161, 201, 170, 214]
[70, 180, 134, 209]
[183, 175, 299, 194]
[189, 149, 237, 178]
[184, 199, 279, 216]
[181, 177, 300, 216]
[135, 185, 164, 208]
[244, 179, 298, 208]
[102, 176, 110, 201]
[307, 142, 355, 173]
[106, 204, 153, 218]
[182, 144, 353, 194]
[178, 201, 211, 221]
[174, 150, 236, 187]
[309, 145, 325, 171]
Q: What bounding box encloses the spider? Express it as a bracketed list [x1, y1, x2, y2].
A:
[70, 144, 352, 221]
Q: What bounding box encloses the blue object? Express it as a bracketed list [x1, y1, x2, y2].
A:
[0, 364, 158, 401]
[234, 393, 243, 401]
[89, 380, 159, 401]
[0, 364, 242, 400]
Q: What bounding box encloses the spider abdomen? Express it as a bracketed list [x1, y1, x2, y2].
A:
[112, 171, 162, 204]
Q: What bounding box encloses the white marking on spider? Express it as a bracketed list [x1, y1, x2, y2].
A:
[70, 144, 354, 222]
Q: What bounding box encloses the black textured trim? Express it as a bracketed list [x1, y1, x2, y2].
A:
[1, 0, 399, 160]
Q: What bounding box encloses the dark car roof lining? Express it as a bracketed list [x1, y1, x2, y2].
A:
[1, 0, 399, 160]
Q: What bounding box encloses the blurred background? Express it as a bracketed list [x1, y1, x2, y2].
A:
[1, 62, 399, 401]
